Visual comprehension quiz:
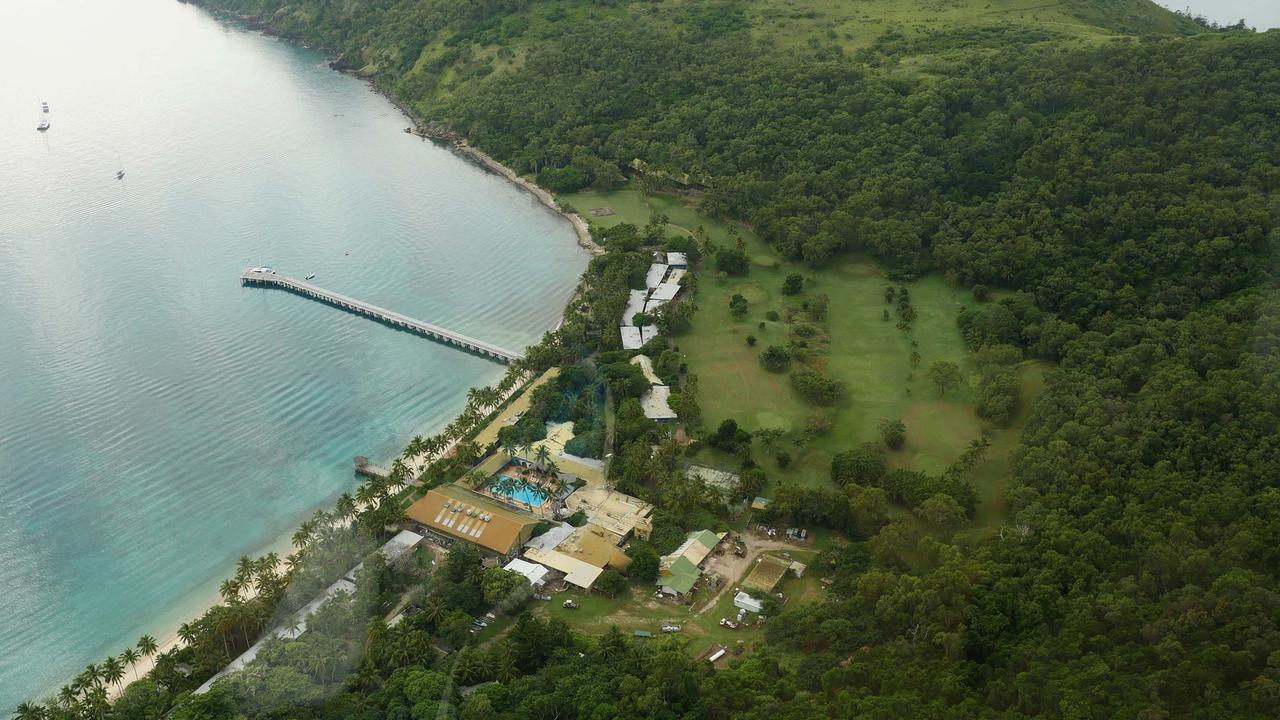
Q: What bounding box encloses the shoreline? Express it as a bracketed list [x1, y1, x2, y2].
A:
[102, 526, 297, 701]
[68, 5, 597, 706]
[190, 3, 601, 258]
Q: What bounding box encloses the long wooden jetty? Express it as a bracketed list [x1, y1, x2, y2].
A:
[240, 268, 522, 363]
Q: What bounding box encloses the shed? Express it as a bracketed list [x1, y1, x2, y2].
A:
[633, 630, 655, 639]
[503, 558, 550, 588]
[734, 591, 764, 614]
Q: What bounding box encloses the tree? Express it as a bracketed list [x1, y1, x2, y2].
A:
[917, 493, 966, 530]
[625, 543, 660, 582]
[782, 273, 804, 295]
[119, 646, 141, 682]
[137, 634, 159, 661]
[595, 570, 627, 598]
[831, 447, 885, 486]
[710, 418, 751, 452]
[790, 369, 846, 405]
[878, 418, 906, 450]
[715, 247, 749, 275]
[758, 345, 791, 372]
[927, 361, 962, 395]
[728, 293, 748, 318]
[746, 334, 757, 346]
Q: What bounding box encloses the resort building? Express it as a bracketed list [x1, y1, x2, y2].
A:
[645, 263, 670, 290]
[622, 289, 648, 326]
[655, 529, 725, 597]
[666, 251, 688, 268]
[564, 484, 654, 542]
[687, 464, 741, 502]
[644, 281, 682, 313]
[657, 555, 701, 597]
[630, 354, 663, 384]
[630, 354, 678, 423]
[620, 325, 659, 350]
[503, 558, 550, 589]
[342, 529, 424, 583]
[523, 521, 632, 590]
[405, 484, 541, 557]
[473, 367, 560, 449]
[641, 384, 678, 422]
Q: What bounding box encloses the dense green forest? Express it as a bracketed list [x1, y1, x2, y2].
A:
[24, 1, 1278, 718]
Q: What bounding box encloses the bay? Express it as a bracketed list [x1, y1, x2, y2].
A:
[0, 0, 586, 705]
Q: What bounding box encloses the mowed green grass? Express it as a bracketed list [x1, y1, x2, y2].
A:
[564, 188, 1042, 526]
[685, 243, 986, 485]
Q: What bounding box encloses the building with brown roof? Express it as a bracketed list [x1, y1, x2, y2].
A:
[405, 484, 541, 557]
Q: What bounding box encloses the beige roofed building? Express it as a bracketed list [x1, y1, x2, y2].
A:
[564, 485, 654, 541]
[405, 485, 541, 556]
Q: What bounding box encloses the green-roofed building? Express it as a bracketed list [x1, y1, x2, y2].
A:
[656, 555, 701, 597]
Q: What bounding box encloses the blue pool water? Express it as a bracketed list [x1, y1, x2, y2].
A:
[495, 475, 549, 506]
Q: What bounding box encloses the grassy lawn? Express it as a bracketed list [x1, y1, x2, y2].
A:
[565, 187, 1044, 532]
[533, 544, 825, 656]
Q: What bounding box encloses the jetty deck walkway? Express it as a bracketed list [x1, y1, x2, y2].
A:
[240, 269, 522, 364]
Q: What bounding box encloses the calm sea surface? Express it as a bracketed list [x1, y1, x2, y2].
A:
[0, 0, 586, 704]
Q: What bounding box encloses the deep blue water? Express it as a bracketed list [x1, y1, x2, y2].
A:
[0, 0, 586, 705]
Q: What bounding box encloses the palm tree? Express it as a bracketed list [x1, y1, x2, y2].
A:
[120, 646, 141, 682]
[534, 444, 551, 471]
[218, 578, 241, 604]
[421, 596, 446, 629]
[85, 662, 103, 687]
[291, 525, 311, 550]
[177, 623, 197, 648]
[336, 493, 356, 521]
[137, 634, 159, 662]
[13, 701, 46, 720]
[235, 554, 255, 577]
[101, 656, 125, 690]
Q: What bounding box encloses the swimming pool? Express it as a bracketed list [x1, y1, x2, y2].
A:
[493, 475, 548, 506]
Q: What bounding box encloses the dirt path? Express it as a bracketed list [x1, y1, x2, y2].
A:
[693, 534, 806, 615]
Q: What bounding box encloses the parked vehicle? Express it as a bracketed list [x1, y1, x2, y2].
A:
[661, 624, 682, 633]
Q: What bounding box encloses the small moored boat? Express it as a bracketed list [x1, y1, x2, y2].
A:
[37, 119, 50, 132]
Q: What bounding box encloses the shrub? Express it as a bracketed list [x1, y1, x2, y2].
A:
[716, 247, 749, 275]
[776, 451, 792, 468]
[782, 273, 805, 295]
[710, 418, 752, 452]
[766, 310, 780, 322]
[746, 335, 757, 346]
[759, 345, 791, 372]
[972, 283, 990, 301]
[878, 418, 906, 449]
[831, 447, 885, 486]
[790, 369, 846, 405]
[729, 293, 748, 318]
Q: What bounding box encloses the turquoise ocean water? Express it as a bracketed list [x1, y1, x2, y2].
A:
[0, 0, 586, 705]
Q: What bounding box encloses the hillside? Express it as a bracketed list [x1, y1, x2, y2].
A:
[60, 1, 1280, 719]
